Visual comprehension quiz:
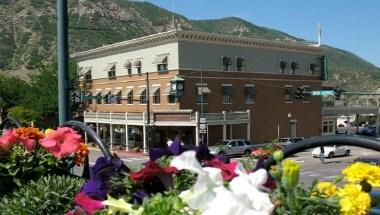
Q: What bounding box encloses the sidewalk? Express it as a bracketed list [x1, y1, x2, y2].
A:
[88, 146, 148, 159]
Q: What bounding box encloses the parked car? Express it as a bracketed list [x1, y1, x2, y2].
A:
[209, 139, 259, 156]
[359, 125, 379, 136]
[277, 137, 304, 147]
[312, 145, 351, 158]
[354, 156, 380, 166]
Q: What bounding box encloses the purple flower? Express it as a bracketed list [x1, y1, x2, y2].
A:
[169, 142, 183, 155]
[132, 190, 150, 205]
[149, 148, 171, 161]
[82, 156, 127, 200]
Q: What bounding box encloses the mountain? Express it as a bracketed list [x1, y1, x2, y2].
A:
[0, 0, 379, 91]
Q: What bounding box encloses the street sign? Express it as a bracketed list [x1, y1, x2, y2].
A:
[200, 123, 206, 130]
[200, 117, 206, 123]
[200, 129, 207, 134]
[311, 90, 334, 96]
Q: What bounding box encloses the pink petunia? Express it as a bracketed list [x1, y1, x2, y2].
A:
[74, 192, 104, 215]
[0, 130, 19, 151]
[205, 157, 238, 181]
[40, 127, 82, 158]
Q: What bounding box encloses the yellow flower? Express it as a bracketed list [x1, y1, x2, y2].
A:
[316, 181, 338, 197]
[343, 162, 380, 187]
[338, 183, 371, 215]
[281, 160, 300, 190]
[44, 128, 55, 136]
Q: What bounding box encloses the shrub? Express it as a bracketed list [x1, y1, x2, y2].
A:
[0, 175, 84, 215]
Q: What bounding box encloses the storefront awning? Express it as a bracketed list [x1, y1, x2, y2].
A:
[103, 63, 116, 71]
[133, 60, 142, 67]
[197, 86, 211, 95]
[152, 55, 168, 64]
[136, 87, 146, 96]
[80, 67, 91, 75]
[102, 90, 111, 96]
[149, 86, 160, 96]
[112, 89, 121, 95]
[124, 61, 132, 68]
[125, 88, 133, 96]
[92, 89, 101, 96]
[222, 86, 235, 95]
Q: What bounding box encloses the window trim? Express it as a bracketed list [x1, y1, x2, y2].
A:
[236, 56, 246, 71]
[290, 61, 298, 74]
[221, 56, 232, 71]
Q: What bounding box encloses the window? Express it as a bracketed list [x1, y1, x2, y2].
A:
[124, 61, 132, 75]
[290, 61, 298, 74]
[168, 95, 176, 103]
[134, 60, 142, 74]
[196, 85, 211, 104]
[153, 55, 168, 72]
[139, 88, 147, 104]
[84, 70, 92, 81]
[107, 64, 116, 80]
[309, 63, 319, 75]
[157, 64, 168, 71]
[104, 93, 111, 104]
[236, 57, 246, 71]
[222, 56, 232, 71]
[222, 85, 234, 104]
[152, 87, 160, 104]
[115, 91, 122, 104]
[280, 60, 287, 73]
[87, 91, 93, 104]
[322, 120, 335, 134]
[127, 90, 133, 104]
[94, 90, 102, 104]
[284, 86, 293, 102]
[244, 85, 256, 104]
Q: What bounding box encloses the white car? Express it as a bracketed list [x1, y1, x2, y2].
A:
[312, 145, 351, 158]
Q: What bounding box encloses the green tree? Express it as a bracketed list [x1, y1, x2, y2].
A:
[7, 106, 36, 126]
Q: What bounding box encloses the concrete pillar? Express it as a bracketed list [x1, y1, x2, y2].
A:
[125, 124, 129, 151]
[143, 125, 147, 153]
[247, 110, 251, 141]
[222, 111, 227, 140]
[195, 111, 200, 146]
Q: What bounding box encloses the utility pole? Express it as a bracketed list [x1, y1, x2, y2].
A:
[145, 72, 151, 151]
[57, 0, 70, 125]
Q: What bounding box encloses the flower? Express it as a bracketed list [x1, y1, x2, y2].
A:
[281, 159, 300, 190]
[16, 127, 44, 150]
[102, 195, 144, 215]
[82, 156, 125, 200]
[342, 162, 380, 187]
[39, 127, 82, 158]
[205, 157, 238, 181]
[338, 183, 371, 215]
[74, 143, 89, 166]
[74, 192, 104, 215]
[0, 129, 18, 151]
[316, 181, 338, 197]
[170, 151, 274, 214]
[130, 160, 177, 188]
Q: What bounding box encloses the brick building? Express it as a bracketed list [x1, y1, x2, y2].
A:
[72, 30, 325, 152]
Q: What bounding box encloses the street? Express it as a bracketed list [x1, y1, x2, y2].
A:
[78, 146, 380, 186]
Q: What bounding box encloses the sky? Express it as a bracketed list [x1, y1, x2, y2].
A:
[146, 0, 380, 68]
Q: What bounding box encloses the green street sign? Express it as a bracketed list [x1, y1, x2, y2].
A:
[311, 90, 334, 96]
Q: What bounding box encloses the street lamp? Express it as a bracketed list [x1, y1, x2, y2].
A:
[288, 112, 292, 138]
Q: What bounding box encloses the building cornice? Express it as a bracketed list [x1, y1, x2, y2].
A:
[71, 30, 323, 60]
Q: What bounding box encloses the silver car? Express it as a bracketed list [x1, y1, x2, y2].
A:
[209, 139, 256, 156]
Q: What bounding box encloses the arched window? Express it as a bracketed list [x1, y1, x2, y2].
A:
[124, 60, 132, 75]
[290, 61, 298, 74]
[280, 60, 287, 73]
[134, 60, 142, 74]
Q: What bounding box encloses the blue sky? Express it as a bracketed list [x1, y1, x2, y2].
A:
[147, 0, 380, 68]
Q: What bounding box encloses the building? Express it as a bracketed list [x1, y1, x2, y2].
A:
[71, 30, 325, 152]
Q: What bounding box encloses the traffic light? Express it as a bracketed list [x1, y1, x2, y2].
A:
[334, 87, 345, 100]
[295, 87, 304, 100]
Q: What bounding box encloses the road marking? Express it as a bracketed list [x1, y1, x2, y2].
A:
[322, 175, 336, 179]
[294, 160, 305, 163]
[300, 171, 314, 175]
[309, 174, 321, 177]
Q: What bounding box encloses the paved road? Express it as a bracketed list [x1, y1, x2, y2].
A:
[291, 146, 379, 185]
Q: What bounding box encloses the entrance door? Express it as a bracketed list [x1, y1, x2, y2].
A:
[290, 121, 297, 137]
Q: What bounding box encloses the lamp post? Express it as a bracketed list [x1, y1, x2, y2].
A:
[288, 112, 292, 138]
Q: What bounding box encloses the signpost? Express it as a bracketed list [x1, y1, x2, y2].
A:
[199, 117, 207, 134]
[311, 90, 334, 96]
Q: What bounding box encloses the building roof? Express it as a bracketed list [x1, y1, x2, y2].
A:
[71, 29, 323, 61]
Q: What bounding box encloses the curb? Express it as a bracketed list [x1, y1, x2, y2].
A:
[88, 146, 148, 158]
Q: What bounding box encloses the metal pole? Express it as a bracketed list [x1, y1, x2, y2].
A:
[146, 72, 150, 151]
[57, 0, 70, 125]
[200, 68, 204, 145]
[288, 118, 291, 138]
